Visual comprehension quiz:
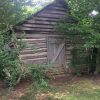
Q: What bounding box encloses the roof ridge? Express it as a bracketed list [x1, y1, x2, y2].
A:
[15, 0, 67, 27]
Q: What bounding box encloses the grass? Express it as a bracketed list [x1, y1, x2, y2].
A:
[0, 92, 3, 97]
[61, 80, 100, 100]
[20, 77, 100, 100]
[0, 91, 6, 100]
[1, 76, 100, 100]
[50, 80, 100, 100]
[0, 87, 5, 98]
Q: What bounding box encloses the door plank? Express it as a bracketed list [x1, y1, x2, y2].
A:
[51, 42, 65, 63]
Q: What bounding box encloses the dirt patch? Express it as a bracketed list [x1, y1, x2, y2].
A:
[52, 74, 100, 83]
[0, 79, 32, 100]
[1, 74, 100, 100]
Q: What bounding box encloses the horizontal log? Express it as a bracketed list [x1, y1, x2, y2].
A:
[16, 30, 59, 34]
[17, 35, 47, 39]
[25, 31, 55, 34]
[66, 51, 71, 54]
[20, 52, 47, 60]
[27, 42, 46, 46]
[25, 43, 47, 50]
[66, 50, 73, 52]
[24, 42, 47, 45]
[66, 60, 71, 63]
[16, 27, 55, 32]
[65, 54, 71, 57]
[32, 17, 61, 22]
[20, 48, 47, 55]
[23, 34, 47, 38]
[16, 35, 68, 40]
[66, 59, 72, 61]
[42, 10, 66, 15]
[27, 20, 56, 25]
[25, 45, 47, 50]
[22, 24, 54, 29]
[18, 38, 46, 42]
[66, 47, 73, 50]
[37, 13, 65, 19]
[21, 57, 47, 64]
[26, 42, 47, 45]
[66, 56, 72, 59]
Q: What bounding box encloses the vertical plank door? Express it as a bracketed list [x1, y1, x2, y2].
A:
[48, 37, 65, 67]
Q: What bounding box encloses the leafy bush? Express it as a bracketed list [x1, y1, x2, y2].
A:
[70, 47, 90, 75]
[69, 47, 81, 76]
[0, 31, 26, 86]
[18, 64, 50, 100]
[0, 31, 50, 93]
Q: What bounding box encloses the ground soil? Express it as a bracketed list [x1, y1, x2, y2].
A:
[0, 74, 100, 100]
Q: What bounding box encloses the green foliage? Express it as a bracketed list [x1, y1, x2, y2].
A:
[18, 64, 50, 100]
[20, 79, 100, 100]
[70, 48, 79, 67]
[0, 0, 52, 97]
[31, 65, 49, 88]
[0, 31, 25, 86]
[70, 47, 89, 75]
[0, 0, 54, 32]
[0, 0, 42, 32]
[31, 65, 49, 99]
[70, 48, 81, 75]
[0, 32, 50, 91]
[56, 0, 100, 48]
[57, 0, 100, 73]
[25, 64, 50, 88]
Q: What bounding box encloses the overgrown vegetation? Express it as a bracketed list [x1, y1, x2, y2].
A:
[0, 0, 44, 33]
[44, 78, 100, 100]
[0, 1, 52, 99]
[0, 31, 50, 100]
[9, 76, 100, 100]
[57, 0, 100, 74]
[0, 31, 25, 86]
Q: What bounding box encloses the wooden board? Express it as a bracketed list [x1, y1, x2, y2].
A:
[47, 37, 65, 67]
[15, 0, 68, 33]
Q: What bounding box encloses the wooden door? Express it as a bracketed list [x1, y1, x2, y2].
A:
[48, 37, 65, 67]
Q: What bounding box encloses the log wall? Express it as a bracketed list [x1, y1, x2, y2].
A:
[19, 34, 48, 65]
[15, 0, 88, 75]
[15, 0, 68, 34]
[18, 34, 69, 76]
[18, 33, 88, 75]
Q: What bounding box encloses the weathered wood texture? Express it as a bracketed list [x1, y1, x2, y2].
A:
[19, 34, 48, 65]
[15, 0, 68, 34]
[15, 0, 88, 74]
[65, 35, 89, 73]
[18, 33, 88, 74]
[47, 37, 65, 65]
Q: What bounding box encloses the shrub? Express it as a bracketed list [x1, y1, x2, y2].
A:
[0, 31, 50, 91]
[0, 31, 26, 87]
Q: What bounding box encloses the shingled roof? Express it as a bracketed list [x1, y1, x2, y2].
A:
[15, 0, 69, 34]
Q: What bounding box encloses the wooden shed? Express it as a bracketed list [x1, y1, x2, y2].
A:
[15, 0, 86, 74]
